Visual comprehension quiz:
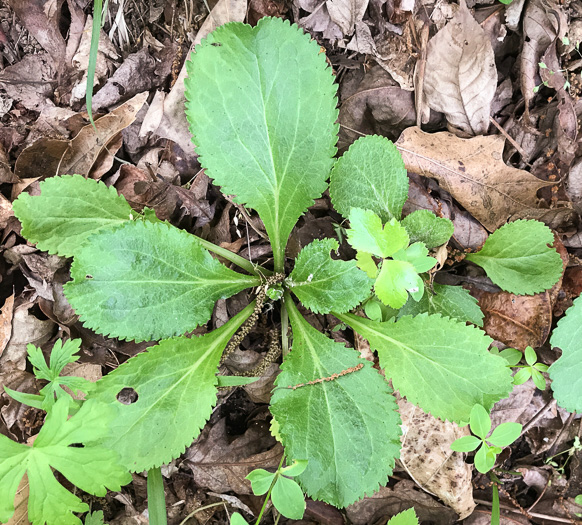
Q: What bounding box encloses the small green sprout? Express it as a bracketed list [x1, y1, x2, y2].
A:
[450, 404, 522, 473]
[235, 459, 308, 524]
[512, 346, 548, 390]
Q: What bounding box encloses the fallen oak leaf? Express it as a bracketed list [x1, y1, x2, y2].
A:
[423, 0, 497, 136]
[14, 92, 148, 180]
[395, 126, 553, 231]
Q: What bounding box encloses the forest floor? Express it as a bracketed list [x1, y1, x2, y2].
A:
[1, 0, 582, 523]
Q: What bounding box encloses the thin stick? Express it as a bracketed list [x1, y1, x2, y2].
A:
[474, 499, 575, 523]
[489, 116, 531, 165]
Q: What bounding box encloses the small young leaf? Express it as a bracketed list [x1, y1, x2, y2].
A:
[387, 508, 420, 525]
[530, 368, 547, 390]
[329, 135, 408, 222]
[465, 220, 562, 295]
[90, 303, 254, 471]
[13, 175, 134, 257]
[288, 238, 373, 314]
[474, 444, 496, 473]
[356, 251, 378, 278]
[375, 260, 424, 309]
[271, 476, 306, 519]
[524, 346, 537, 366]
[348, 209, 409, 258]
[185, 18, 338, 271]
[65, 221, 259, 341]
[470, 404, 491, 439]
[393, 243, 437, 273]
[499, 348, 522, 366]
[398, 284, 484, 326]
[0, 398, 131, 525]
[335, 312, 513, 423]
[450, 435, 482, 452]
[281, 459, 308, 477]
[246, 469, 276, 495]
[512, 368, 532, 385]
[575, 495, 582, 506]
[401, 210, 454, 249]
[85, 511, 105, 525]
[549, 296, 582, 412]
[271, 298, 402, 508]
[230, 512, 250, 525]
[487, 422, 522, 447]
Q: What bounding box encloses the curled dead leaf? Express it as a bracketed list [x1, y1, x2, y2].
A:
[398, 398, 475, 519]
[14, 92, 148, 180]
[423, 0, 497, 136]
[396, 126, 553, 231]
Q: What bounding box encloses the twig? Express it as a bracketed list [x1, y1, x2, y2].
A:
[489, 116, 531, 165]
[520, 398, 556, 436]
[474, 499, 577, 523]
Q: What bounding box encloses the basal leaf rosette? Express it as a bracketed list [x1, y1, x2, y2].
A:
[185, 17, 339, 271]
[271, 297, 402, 507]
[335, 312, 513, 423]
[64, 221, 259, 342]
[549, 296, 582, 413]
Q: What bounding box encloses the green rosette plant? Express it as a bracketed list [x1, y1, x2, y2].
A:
[3, 16, 571, 524]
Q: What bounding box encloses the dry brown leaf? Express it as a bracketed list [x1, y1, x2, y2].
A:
[0, 295, 15, 358]
[0, 304, 54, 370]
[395, 126, 553, 231]
[520, 0, 565, 116]
[339, 66, 417, 149]
[142, 0, 247, 155]
[345, 480, 458, 524]
[326, 0, 368, 36]
[423, 0, 497, 136]
[184, 417, 282, 494]
[398, 398, 475, 519]
[14, 92, 148, 180]
[472, 289, 553, 350]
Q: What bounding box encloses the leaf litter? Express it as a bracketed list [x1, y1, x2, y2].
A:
[1, 0, 582, 522]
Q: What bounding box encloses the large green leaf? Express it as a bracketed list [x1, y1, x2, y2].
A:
[0, 398, 131, 525]
[271, 297, 402, 507]
[64, 221, 259, 341]
[465, 220, 562, 295]
[399, 284, 484, 326]
[549, 296, 582, 412]
[287, 238, 372, 314]
[90, 303, 254, 471]
[401, 210, 454, 249]
[329, 135, 408, 222]
[13, 175, 133, 257]
[335, 312, 513, 423]
[185, 18, 338, 271]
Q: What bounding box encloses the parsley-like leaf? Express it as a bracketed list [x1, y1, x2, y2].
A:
[0, 398, 131, 525]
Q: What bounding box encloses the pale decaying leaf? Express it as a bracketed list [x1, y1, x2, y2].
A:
[398, 398, 476, 520]
[395, 126, 553, 231]
[0, 295, 15, 359]
[423, 0, 497, 135]
[0, 304, 54, 370]
[326, 0, 368, 36]
[14, 92, 148, 181]
[140, 0, 248, 154]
